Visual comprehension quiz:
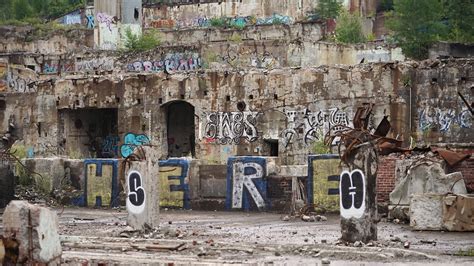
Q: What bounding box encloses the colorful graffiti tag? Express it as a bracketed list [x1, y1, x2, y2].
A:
[76, 58, 114, 72]
[419, 107, 472, 132]
[281, 108, 350, 147]
[96, 12, 114, 32]
[204, 111, 259, 144]
[84, 159, 119, 207]
[120, 133, 150, 158]
[159, 159, 190, 209]
[127, 53, 202, 74]
[101, 135, 120, 158]
[307, 154, 341, 212]
[226, 157, 268, 211]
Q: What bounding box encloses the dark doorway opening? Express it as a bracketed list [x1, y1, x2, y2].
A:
[164, 101, 195, 158]
[59, 108, 118, 158]
[265, 139, 279, 156]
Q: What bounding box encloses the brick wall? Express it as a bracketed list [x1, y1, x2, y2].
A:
[376, 156, 474, 204]
[448, 158, 474, 193]
[376, 156, 397, 203]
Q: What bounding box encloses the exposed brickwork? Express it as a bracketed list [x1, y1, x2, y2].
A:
[376, 155, 474, 204]
[448, 158, 474, 193]
[376, 157, 397, 203]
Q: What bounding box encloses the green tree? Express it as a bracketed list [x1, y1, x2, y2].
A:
[335, 11, 366, 44]
[12, 0, 34, 20]
[124, 28, 161, 52]
[315, 0, 342, 19]
[443, 0, 474, 43]
[387, 0, 446, 59]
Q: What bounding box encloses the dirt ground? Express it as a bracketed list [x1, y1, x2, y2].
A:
[2, 207, 474, 265]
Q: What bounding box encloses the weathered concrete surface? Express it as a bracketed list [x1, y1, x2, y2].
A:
[443, 194, 474, 231]
[410, 193, 445, 230]
[126, 146, 160, 230]
[340, 144, 378, 243]
[389, 162, 467, 206]
[2, 201, 62, 264]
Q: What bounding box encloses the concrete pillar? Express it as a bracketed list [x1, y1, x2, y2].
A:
[126, 146, 160, 230]
[2, 201, 62, 264]
[340, 144, 378, 243]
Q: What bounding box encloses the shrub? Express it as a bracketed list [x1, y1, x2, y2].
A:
[335, 11, 366, 44]
[124, 27, 161, 52]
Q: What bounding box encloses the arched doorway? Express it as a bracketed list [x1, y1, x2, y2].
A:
[162, 101, 195, 158]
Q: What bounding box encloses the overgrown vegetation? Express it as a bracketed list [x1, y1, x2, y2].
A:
[334, 11, 366, 44]
[314, 0, 342, 20]
[0, 0, 85, 22]
[387, 0, 474, 59]
[124, 27, 162, 52]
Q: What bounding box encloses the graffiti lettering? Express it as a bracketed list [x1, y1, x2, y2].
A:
[204, 111, 259, 144]
[101, 135, 119, 157]
[127, 54, 202, 73]
[84, 160, 119, 207]
[120, 133, 150, 158]
[96, 12, 114, 32]
[86, 15, 95, 28]
[159, 159, 190, 209]
[339, 169, 366, 219]
[7, 72, 37, 93]
[281, 108, 350, 147]
[126, 170, 146, 214]
[76, 58, 114, 72]
[226, 157, 267, 211]
[419, 107, 472, 132]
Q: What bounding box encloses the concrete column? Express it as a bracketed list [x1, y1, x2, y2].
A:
[126, 146, 160, 230]
[2, 201, 62, 264]
[340, 143, 378, 243]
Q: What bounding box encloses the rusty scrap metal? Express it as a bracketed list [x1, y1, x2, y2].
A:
[431, 148, 471, 167]
[352, 103, 374, 130]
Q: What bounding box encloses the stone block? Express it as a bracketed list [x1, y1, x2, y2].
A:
[410, 194, 444, 230]
[443, 194, 474, 231]
[2, 201, 62, 264]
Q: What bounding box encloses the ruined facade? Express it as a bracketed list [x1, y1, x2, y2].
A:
[0, 0, 472, 211]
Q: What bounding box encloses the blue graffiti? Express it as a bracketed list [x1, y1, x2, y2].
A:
[86, 15, 95, 28]
[101, 135, 119, 157]
[120, 133, 150, 158]
[225, 156, 268, 211]
[159, 159, 191, 210]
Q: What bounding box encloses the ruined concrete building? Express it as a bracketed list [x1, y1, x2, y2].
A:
[0, 0, 472, 212]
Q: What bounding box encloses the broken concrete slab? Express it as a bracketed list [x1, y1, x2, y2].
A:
[389, 162, 467, 220]
[410, 194, 445, 230]
[443, 194, 474, 231]
[2, 200, 62, 264]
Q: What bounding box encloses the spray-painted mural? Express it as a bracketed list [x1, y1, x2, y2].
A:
[308, 154, 341, 212]
[226, 156, 268, 211]
[76, 57, 114, 72]
[159, 159, 190, 209]
[419, 106, 472, 132]
[120, 133, 150, 158]
[84, 159, 119, 207]
[203, 111, 259, 144]
[127, 53, 202, 74]
[281, 108, 351, 147]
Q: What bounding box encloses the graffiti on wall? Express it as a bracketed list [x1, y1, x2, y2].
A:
[84, 159, 119, 207]
[59, 10, 82, 25]
[7, 70, 37, 93]
[127, 53, 202, 74]
[419, 106, 472, 132]
[86, 15, 95, 28]
[226, 157, 268, 211]
[76, 58, 114, 72]
[159, 159, 190, 209]
[126, 170, 146, 214]
[204, 111, 259, 144]
[148, 14, 293, 29]
[101, 135, 120, 158]
[281, 108, 350, 147]
[250, 53, 280, 69]
[307, 154, 341, 212]
[42, 60, 76, 74]
[339, 169, 366, 219]
[120, 133, 150, 158]
[96, 12, 115, 32]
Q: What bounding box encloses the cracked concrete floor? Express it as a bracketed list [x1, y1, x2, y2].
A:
[2, 208, 474, 265]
